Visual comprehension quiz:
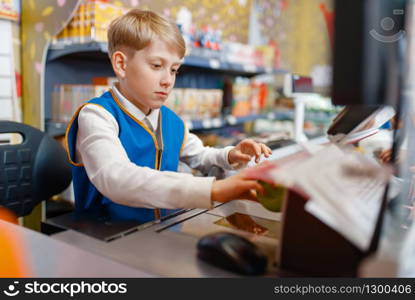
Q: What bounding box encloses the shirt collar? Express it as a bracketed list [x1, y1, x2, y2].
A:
[111, 83, 159, 131]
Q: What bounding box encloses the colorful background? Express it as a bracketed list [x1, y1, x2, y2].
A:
[20, 0, 333, 128]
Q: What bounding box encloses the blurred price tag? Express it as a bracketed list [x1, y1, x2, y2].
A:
[227, 115, 237, 125]
[243, 64, 257, 72]
[202, 119, 212, 128]
[209, 59, 220, 69]
[212, 118, 222, 127]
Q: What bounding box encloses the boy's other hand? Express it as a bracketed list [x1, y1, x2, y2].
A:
[211, 172, 264, 203]
[229, 139, 272, 165]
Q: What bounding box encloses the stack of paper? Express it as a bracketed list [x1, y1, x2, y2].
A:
[255, 144, 393, 251]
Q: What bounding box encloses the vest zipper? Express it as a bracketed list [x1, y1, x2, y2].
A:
[153, 112, 164, 221]
[154, 132, 164, 221]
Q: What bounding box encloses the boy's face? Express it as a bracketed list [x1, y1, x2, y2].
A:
[115, 39, 182, 114]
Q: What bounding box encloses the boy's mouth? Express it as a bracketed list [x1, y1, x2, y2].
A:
[155, 92, 168, 97]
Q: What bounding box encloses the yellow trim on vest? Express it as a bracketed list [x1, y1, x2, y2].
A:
[65, 103, 105, 167]
[158, 111, 163, 170]
[180, 120, 188, 157]
[109, 89, 160, 169]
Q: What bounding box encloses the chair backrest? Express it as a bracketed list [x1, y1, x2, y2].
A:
[0, 121, 72, 217]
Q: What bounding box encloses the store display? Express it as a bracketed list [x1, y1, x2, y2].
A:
[43, 0, 342, 147]
[166, 88, 223, 120]
[0, 0, 19, 21]
[54, 0, 128, 44]
[51, 84, 109, 122]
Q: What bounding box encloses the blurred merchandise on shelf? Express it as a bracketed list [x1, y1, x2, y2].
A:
[176, 7, 192, 48]
[0, 0, 19, 21]
[275, 94, 337, 112]
[176, 6, 222, 52]
[52, 0, 279, 72]
[54, 0, 128, 44]
[165, 88, 223, 120]
[195, 133, 220, 147]
[91, 76, 117, 86]
[232, 77, 252, 117]
[231, 76, 276, 117]
[187, 42, 278, 70]
[275, 97, 295, 110]
[222, 43, 258, 68]
[51, 84, 109, 122]
[254, 119, 294, 138]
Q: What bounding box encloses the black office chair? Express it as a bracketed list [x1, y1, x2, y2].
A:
[0, 121, 72, 217]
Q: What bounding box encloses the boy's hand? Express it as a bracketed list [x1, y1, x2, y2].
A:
[379, 149, 392, 163]
[211, 172, 264, 203]
[229, 139, 272, 165]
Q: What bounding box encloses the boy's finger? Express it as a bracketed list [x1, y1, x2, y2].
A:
[244, 190, 259, 202]
[244, 140, 261, 155]
[242, 180, 264, 194]
[236, 152, 252, 162]
[261, 143, 271, 157]
[250, 143, 261, 163]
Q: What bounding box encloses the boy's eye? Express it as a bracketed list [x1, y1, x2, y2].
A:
[152, 64, 162, 69]
[171, 69, 179, 74]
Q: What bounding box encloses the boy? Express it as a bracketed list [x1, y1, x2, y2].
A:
[66, 9, 272, 223]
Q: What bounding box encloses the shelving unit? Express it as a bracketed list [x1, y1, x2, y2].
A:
[179, 110, 294, 131]
[46, 110, 294, 136]
[44, 41, 290, 136]
[46, 107, 335, 136]
[44, 41, 336, 139]
[47, 42, 286, 76]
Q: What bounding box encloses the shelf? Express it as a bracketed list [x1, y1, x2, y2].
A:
[46, 121, 68, 137]
[47, 42, 108, 61]
[47, 42, 287, 76]
[46, 110, 295, 136]
[184, 110, 294, 131]
[304, 110, 337, 123]
[46, 110, 336, 136]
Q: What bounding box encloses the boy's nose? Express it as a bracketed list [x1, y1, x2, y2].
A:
[160, 72, 173, 88]
[160, 80, 171, 88]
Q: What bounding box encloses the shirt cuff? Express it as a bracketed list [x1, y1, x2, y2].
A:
[183, 176, 216, 209]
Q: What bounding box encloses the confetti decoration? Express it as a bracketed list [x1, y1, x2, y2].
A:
[130, 0, 139, 7]
[35, 22, 44, 33]
[35, 62, 42, 74]
[41, 6, 54, 17]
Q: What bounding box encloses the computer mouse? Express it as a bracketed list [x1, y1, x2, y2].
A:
[197, 232, 267, 275]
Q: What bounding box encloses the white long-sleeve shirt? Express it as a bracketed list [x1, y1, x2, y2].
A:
[75, 85, 236, 210]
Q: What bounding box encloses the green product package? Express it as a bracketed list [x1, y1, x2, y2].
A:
[257, 181, 287, 212]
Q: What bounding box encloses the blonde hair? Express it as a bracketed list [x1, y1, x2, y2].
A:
[107, 9, 186, 59]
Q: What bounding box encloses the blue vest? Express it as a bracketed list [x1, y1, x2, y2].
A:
[66, 89, 186, 223]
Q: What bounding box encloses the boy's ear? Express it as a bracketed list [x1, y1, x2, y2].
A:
[111, 50, 127, 78]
